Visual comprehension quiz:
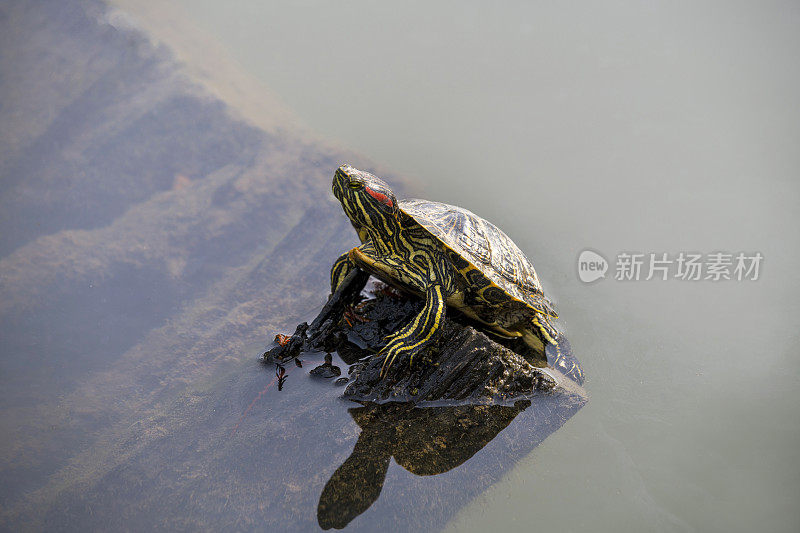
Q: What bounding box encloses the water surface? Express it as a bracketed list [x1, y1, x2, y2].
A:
[2, 0, 799, 530]
[138, 1, 800, 530]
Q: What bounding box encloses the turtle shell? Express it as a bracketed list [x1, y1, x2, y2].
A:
[400, 199, 557, 318]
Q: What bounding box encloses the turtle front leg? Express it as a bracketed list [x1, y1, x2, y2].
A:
[330, 251, 357, 294]
[380, 285, 446, 377]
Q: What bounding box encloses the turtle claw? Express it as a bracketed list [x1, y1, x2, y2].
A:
[378, 336, 425, 378]
[379, 350, 395, 378]
[378, 338, 407, 378]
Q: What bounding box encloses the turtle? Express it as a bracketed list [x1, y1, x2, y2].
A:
[330, 164, 564, 377]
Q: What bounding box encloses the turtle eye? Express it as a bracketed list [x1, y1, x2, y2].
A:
[348, 181, 362, 190]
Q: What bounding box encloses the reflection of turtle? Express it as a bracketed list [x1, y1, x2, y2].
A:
[317, 401, 530, 529]
[331, 165, 574, 378]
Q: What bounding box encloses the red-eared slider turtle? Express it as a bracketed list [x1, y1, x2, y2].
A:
[331, 165, 563, 376]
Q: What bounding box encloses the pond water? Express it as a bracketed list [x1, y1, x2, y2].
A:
[150, 1, 800, 530]
[3, 0, 799, 530]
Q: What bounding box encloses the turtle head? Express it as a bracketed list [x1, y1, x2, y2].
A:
[332, 165, 399, 234]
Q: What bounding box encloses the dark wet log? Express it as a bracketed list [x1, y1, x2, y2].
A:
[263, 268, 369, 363]
[267, 274, 580, 405]
[343, 318, 557, 405]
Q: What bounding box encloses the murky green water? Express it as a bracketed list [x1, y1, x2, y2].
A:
[154, 0, 800, 530]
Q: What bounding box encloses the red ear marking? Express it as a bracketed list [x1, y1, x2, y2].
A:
[365, 187, 394, 209]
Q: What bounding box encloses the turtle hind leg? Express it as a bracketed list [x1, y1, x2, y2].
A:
[518, 314, 562, 367]
[522, 313, 559, 354]
[380, 285, 446, 377]
[521, 330, 545, 356]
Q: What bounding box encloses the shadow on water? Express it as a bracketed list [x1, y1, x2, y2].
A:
[317, 400, 530, 529]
